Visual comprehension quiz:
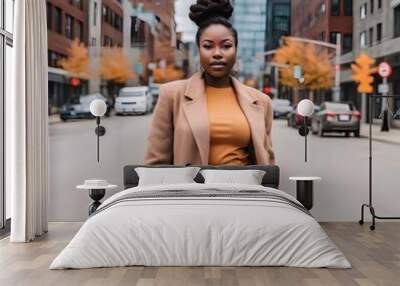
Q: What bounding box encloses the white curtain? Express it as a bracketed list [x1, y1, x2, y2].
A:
[8, 0, 49, 242]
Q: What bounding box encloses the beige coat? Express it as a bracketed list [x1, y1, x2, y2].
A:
[144, 72, 275, 166]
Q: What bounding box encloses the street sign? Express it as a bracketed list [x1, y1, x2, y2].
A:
[378, 83, 389, 94]
[378, 62, 392, 78]
[293, 65, 302, 79]
[135, 63, 144, 74]
[265, 65, 272, 75]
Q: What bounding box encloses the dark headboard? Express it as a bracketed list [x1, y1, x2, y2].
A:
[123, 165, 280, 189]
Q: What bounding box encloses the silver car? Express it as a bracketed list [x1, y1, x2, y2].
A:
[272, 99, 293, 119]
[115, 86, 153, 115]
[311, 102, 361, 137]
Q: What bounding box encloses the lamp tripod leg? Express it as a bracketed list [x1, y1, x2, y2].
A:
[304, 117, 307, 162]
[96, 116, 100, 163]
[359, 204, 365, 225]
[97, 129, 99, 163]
[370, 206, 376, 231]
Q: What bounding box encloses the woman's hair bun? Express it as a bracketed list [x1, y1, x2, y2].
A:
[189, 0, 234, 26]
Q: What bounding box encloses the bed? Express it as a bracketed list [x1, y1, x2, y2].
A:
[50, 165, 350, 269]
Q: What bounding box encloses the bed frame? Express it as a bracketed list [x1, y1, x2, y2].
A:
[123, 165, 280, 189]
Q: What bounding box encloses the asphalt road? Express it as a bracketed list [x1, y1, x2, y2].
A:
[49, 115, 400, 222]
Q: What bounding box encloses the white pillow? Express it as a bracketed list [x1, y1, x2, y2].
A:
[200, 169, 266, 185]
[135, 167, 201, 186]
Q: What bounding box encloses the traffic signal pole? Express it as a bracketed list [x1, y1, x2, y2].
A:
[351, 53, 378, 124]
[361, 93, 367, 123]
[334, 33, 341, 103]
[381, 77, 390, 131]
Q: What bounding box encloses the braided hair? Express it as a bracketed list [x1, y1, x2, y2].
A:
[189, 0, 238, 47]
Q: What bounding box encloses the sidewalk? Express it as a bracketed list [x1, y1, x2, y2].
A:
[360, 123, 400, 145]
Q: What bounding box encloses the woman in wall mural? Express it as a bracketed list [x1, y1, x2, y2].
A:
[145, 0, 275, 166]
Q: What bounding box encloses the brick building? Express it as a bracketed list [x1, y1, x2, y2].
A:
[129, 0, 176, 65]
[265, 0, 291, 52]
[289, 0, 353, 104]
[291, 0, 353, 54]
[46, 0, 125, 113]
[46, 0, 178, 112]
[101, 0, 123, 46]
[87, 0, 124, 93]
[46, 0, 89, 112]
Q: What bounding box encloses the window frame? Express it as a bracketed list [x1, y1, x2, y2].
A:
[76, 20, 83, 42]
[65, 14, 74, 39]
[344, 0, 353, 16]
[369, 27, 373, 46]
[360, 3, 367, 19]
[0, 0, 14, 231]
[343, 33, 353, 53]
[330, 31, 341, 45]
[54, 6, 62, 34]
[360, 31, 367, 48]
[395, 6, 400, 38]
[376, 22, 382, 43]
[331, 0, 341, 16]
[46, 2, 52, 30]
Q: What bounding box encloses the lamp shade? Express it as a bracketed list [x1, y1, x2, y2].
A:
[90, 99, 107, 117]
[297, 99, 314, 117]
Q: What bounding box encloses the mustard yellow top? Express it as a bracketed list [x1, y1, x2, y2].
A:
[206, 85, 251, 165]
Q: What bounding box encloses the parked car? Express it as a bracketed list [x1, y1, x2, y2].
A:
[149, 83, 160, 110]
[60, 93, 111, 122]
[287, 104, 321, 128]
[311, 102, 361, 137]
[271, 99, 293, 119]
[115, 86, 153, 115]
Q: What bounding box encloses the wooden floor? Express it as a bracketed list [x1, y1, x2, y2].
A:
[0, 222, 399, 286]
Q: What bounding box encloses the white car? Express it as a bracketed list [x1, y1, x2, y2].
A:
[115, 86, 153, 115]
[149, 83, 160, 110]
[271, 99, 293, 119]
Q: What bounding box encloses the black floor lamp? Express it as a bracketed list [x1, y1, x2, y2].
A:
[359, 94, 400, 230]
[297, 99, 315, 162]
[89, 99, 107, 163]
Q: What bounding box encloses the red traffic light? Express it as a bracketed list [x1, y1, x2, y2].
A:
[263, 86, 272, 94]
[70, 78, 81, 87]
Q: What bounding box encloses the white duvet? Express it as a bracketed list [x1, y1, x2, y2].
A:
[50, 183, 351, 269]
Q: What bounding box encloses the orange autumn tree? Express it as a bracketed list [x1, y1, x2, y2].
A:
[273, 39, 334, 91]
[153, 64, 184, 83]
[100, 47, 135, 97]
[58, 39, 91, 80]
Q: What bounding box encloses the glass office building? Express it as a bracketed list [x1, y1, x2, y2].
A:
[265, 0, 291, 51]
[232, 0, 267, 79]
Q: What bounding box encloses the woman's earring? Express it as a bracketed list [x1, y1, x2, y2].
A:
[233, 61, 239, 72]
[230, 61, 239, 77]
[199, 65, 206, 75]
